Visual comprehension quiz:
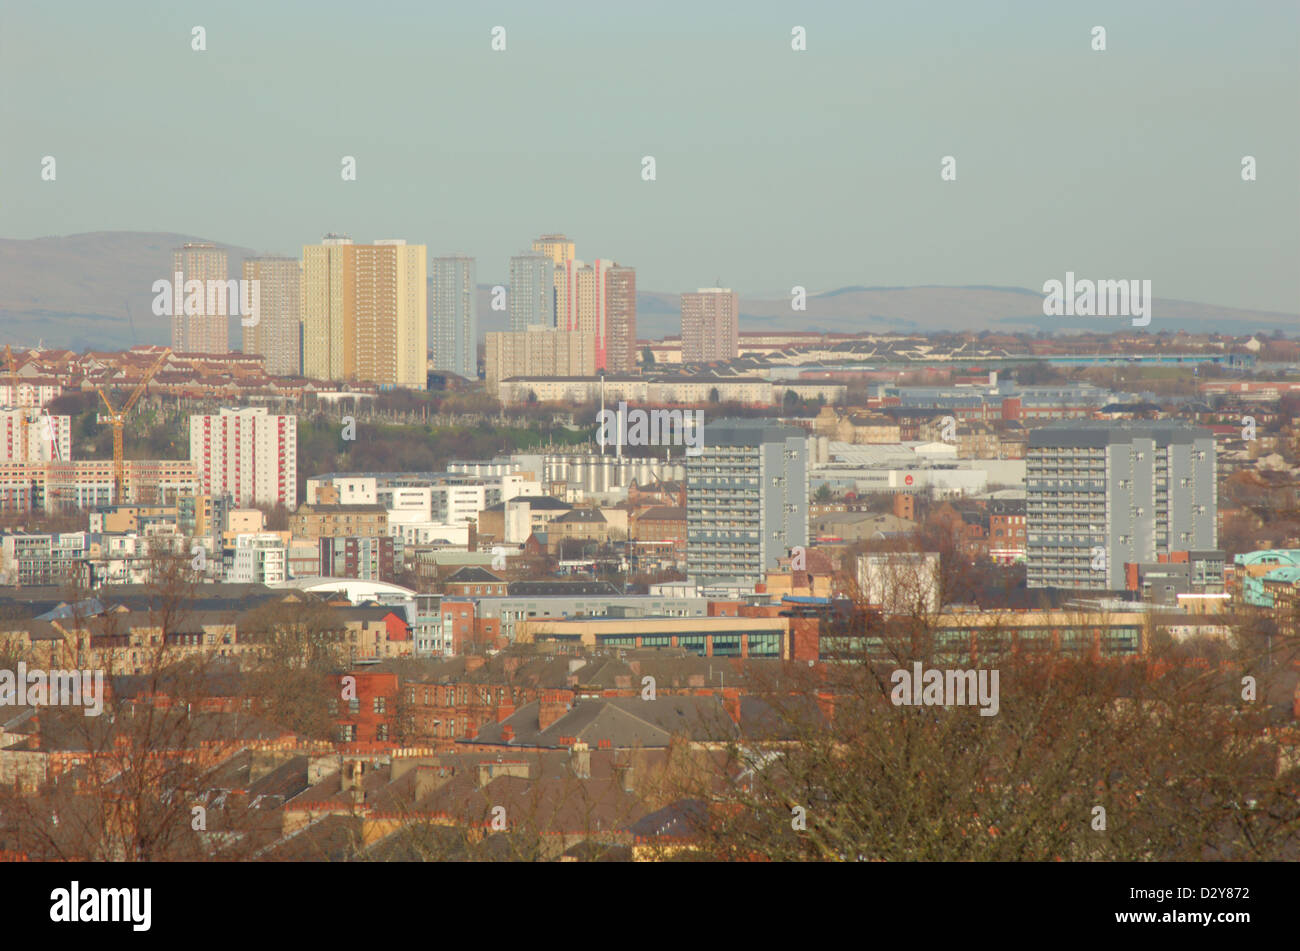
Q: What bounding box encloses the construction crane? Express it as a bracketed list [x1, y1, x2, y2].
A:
[96, 348, 171, 502]
[4, 345, 29, 463]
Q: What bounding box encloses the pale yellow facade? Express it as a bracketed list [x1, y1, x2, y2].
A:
[301, 240, 426, 389]
[485, 329, 597, 395]
[532, 234, 575, 327]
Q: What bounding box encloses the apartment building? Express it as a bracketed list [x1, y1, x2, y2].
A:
[241, 256, 301, 376]
[401, 678, 543, 748]
[508, 252, 556, 330]
[0, 531, 90, 586]
[228, 533, 289, 584]
[318, 535, 399, 582]
[918, 416, 1000, 458]
[1026, 422, 1217, 590]
[686, 421, 808, 583]
[681, 288, 739, 363]
[475, 495, 574, 546]
[429, 254, 477, 380]
[552, 258, 636, 372]
[0, 459, 198, 512]
[531, 233, 576, 329]
[302, 236, 427, 388]
[330, 671, 399, 746]
[172, 243, 229, 354]
[988, 499, 1027, 564]
[0, 410, 70, 462]
[484, 329, 596, 395]
[290, 504, 388, 540]
[189, 407, 297, 507]
[604, 265, 637, 372]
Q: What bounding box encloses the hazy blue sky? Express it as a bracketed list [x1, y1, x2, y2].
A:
[2, 0, 1297, 311]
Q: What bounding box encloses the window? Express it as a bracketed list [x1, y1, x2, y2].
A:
[373, 696, 387, 714]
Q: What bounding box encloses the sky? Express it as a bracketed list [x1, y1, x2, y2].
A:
[1, 0, 1297, 311]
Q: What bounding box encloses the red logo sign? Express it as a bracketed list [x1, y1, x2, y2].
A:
[904, 474, 914, 486]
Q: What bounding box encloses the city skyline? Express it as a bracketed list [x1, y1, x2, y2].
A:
[1, 1, 1296, 315]
[4, 0, 1300, 889]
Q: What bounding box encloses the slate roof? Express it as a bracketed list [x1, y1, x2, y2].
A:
[468, 695, 739, 749]
[484, 495, 572, 513]
[551, 508, 607, 525]
[505, 580, 620, 596]
[636, 506, 685, 521]
[445, 566, 506, 584]
[627, 798, 709, 838]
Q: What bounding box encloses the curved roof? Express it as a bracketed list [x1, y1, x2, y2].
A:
[271, 577, 415, 600]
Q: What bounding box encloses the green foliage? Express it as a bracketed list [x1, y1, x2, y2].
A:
[296, 416, 588, 494]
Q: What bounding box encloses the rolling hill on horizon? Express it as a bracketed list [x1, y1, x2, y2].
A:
[1, 232, 1293, 351]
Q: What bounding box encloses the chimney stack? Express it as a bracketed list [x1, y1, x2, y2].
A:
[414, 764, 450, 801]
[816, 690, 835, 726]
[613, 757, 634, 792]
[722, 687, 742, 726]
[571, 740, 591, 779]
[341, 760, 365, 805]
[538, 689, 572, 731]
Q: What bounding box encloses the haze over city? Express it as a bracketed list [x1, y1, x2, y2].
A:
[2, 0, 1297, 312]
[0, 1, 1297, 925]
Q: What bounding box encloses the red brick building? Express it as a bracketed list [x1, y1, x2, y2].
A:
[439, 598, 502, 654]
[331, 671, 399, 747]
[402, 678, 541, 749]
[988, 500, 1027, 564]
[628, 479, 686, 508]
[632, 506, 686, 545]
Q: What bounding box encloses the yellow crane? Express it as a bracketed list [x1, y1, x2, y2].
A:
[96, 348, 171, 502]
[4, 345, 29, 463]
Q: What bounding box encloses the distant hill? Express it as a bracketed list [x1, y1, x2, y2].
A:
[634, 286, 1297, 339]
[0, 232, 265, 350]
[0, 232, 1293, 350]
